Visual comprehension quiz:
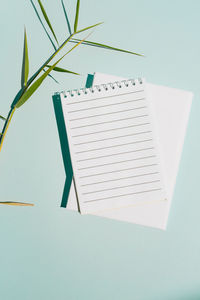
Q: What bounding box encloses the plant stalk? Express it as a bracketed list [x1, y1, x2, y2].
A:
[0, 106, 16, 152]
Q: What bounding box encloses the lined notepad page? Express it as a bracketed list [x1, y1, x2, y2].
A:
[61, 79, 167, 214]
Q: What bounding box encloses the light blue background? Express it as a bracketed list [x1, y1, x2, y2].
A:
[0, 1, 200, 299]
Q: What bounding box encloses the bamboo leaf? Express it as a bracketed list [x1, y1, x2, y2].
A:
[70, 38, 144, 56]
[0, 115, 6, 121]
[16, 34, 89, 108]
[46, 65, 79, 75]
[47, 73, 59, 84]
[0, 201, 34, 206]
[61, 0, 72, 35]
[70, 39, 106, 49]
[21, 28, 29, 87]
[75, 22, 103, 34]
[30, 0, 56, 51]
[38, 0, 59, 45]
[74, 0, 80, 32]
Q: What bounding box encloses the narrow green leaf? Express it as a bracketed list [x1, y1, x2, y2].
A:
[75, 22, 103, 34]
[47, 73, 59, 84]
[74, 0, 80, 32]
[70, 38, 144, 56]
[21, 28, 29, 87]
[46, 65, 79, 75]
[0, 201, 34, 206]
[0, 115, 6, 121]
[61, 0, 72, 35]
[16, 35, 89, 108]
[38, 0, 59, 45]
[70, 39, 106, 49]
[30, 0, 56, 51]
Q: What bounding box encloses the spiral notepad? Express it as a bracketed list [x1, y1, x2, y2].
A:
[59, 78, 167, 214]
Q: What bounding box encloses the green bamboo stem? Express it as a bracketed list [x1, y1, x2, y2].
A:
[0, 106, 16, 152]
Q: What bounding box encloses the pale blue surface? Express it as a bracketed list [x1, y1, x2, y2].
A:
[0, 1, 200, 299]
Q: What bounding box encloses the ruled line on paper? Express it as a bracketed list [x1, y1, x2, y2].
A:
[83, 180, 161, 195]
[79, 163, 158, 178]
[71, 115, 148, 129]
[69, 106, 147, 121]
[72, 122, 150, 137]
[77, 147, 154, 162]
[66, 90, 144, 105]
[74, 131, 152, 146]
[78, 155, 156, 170]
[75, 139, 153, 154]
[68, 98, 145, 113]
[83, 188, 162, 203]
[81, 172, 159, 186]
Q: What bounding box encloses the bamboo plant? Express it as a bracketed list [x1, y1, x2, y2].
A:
[0, 0, 143, 206]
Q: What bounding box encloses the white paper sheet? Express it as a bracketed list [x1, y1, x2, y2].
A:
[61, 78, 166, 214]
[65, 73, 193, 229]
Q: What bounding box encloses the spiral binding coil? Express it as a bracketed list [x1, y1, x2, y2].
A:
[62, 78, 144, 98]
